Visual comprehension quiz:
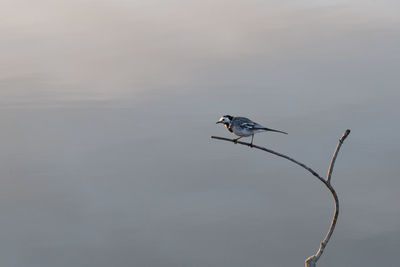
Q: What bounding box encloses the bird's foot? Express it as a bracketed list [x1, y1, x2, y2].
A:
[233, 138, 240, 144]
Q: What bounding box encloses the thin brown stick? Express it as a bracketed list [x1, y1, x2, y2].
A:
[305, 184, 338, 266]
[305, 129, 350, 267]
[211, 136, 325, 183]
[211, 129, 351, 267]
[327, 129, 351, 183]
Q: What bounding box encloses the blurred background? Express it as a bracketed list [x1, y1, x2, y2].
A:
[1, 0, 399, 266]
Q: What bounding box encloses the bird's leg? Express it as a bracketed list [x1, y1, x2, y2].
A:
[250, 134, 254, 147]
[233, 137, 242, 144]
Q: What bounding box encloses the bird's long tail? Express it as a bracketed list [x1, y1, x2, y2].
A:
[261, 128, 288, 135]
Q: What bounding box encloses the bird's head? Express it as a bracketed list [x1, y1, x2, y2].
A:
[216, 115, 233, 126]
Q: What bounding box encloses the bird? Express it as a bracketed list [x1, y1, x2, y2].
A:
[216, 115, 287, 146]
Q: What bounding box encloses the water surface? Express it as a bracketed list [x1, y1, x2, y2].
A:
[1, 1, 400, 266]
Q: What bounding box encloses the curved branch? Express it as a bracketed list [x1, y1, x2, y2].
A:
[327, 129, 351, 183]
[210, 136, 325, 183]
[211, 129, 351, 267]
[306, 129, 350, 267]
[305, 184, 338, 266]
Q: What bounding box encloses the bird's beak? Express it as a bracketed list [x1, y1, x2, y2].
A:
[216, 121, 222, 124]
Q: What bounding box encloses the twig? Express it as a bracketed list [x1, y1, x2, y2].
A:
[210, 136, 325, 183]
[211, 129, 351, 267]
[327, 129, 351, 183]
[305, 129, 350, 267]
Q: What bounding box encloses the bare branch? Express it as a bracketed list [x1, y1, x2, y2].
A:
[211, 129, 351, 267]
[211, 136, 325, 183]
[306, 129, 350, 267]
[327, 129, 351, 183]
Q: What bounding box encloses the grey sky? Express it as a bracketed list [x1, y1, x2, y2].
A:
[1, 1, 399, 266]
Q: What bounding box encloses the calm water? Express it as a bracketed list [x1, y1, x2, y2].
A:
[1, 1, 400, 266]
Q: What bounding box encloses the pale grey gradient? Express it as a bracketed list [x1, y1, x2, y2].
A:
[1, 1, 399, 266]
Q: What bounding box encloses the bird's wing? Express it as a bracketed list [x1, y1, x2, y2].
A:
[235, 117, 288, 134]
[237, 118, 265, 130]
[240, 122, 257, 129]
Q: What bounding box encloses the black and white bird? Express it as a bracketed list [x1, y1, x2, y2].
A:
[216, 115, 287, 145]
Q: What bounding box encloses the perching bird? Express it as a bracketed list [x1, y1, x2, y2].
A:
[216, 115, 287, 145]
